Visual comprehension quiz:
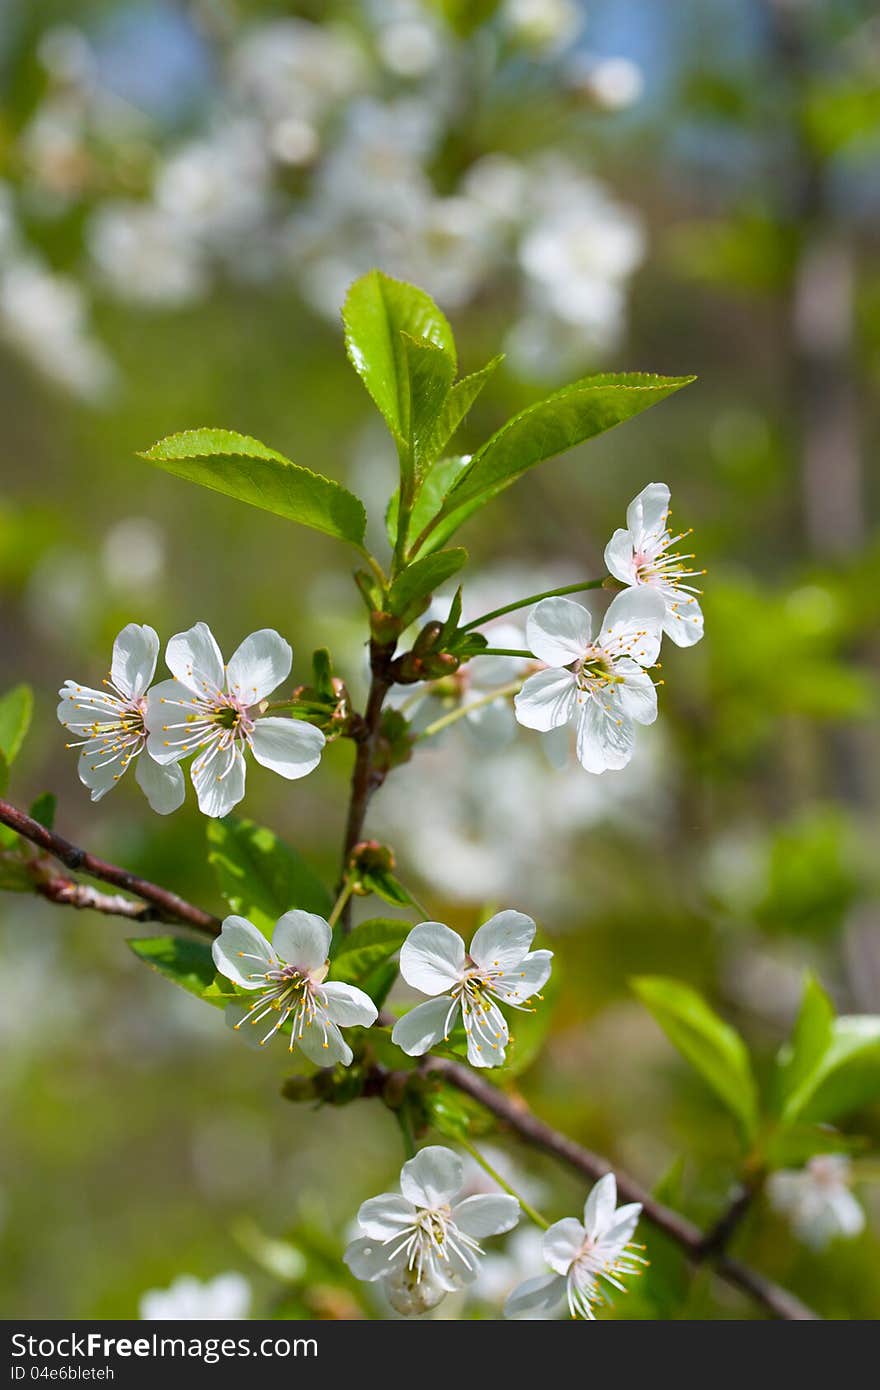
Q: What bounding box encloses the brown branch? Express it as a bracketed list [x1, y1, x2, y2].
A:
[35, 875, 171, 922]
[338, 639, 395, 931]
[423, 1057, 818, 1321]
[0, 797, 220, 935]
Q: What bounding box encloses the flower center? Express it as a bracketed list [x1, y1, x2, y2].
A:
[233, 954, 331, 1050]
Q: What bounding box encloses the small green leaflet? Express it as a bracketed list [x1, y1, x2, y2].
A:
[386, 548, 467, 624]
[128, 935, 221, 1004]
[207, 815, 332, 936]
[330, 917, 410, 984]
[0, 684, 33, 766]
[139, 428, 366, 546]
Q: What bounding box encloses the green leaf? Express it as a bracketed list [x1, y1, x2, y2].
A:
[497, 967, 560, 1077]
[421, 355, 503, 467]
[402, 333, 457, 473]
[29, 792, 56, 830]
[207, 816, 332, 936]
[0, 852, 32, 891]
[0, 684, 33, 765]
[780, 1015, 880, 1127]
[775, 974, 834, 1116]
[139, 429, 366, 546]
[128, 935, 217, 1002]
[386, 548, 467, 624]
[428, 373, 695, 544]
[343, 271, 456, 445]
[0, 750, 7, 797]
[632, 976, 759, 1142]
[386, 455, 470, 551]
[330, 917, 409, 983]
[430, 0, 503, 37]
[764, 1124, 867, 1170]
[359, 959, 399, 1010]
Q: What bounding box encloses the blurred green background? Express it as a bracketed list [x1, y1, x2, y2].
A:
[1, 0, 878, 1320]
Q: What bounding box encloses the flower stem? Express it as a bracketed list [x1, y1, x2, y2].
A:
[473, 647, 532, 659]
[327, 877, 357, 931]
[458, 1137, 549, 1230]
[460, 578, 607, 632]
[414, 679, 523, 741]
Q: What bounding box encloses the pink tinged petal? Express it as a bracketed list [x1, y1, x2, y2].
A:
[398, 921, 466, 995]
[145, 679, 199, 762]
[77, 743, 129, 800]
[320, 981, 378, 1028]
[469, 909, 536, 972]
[663, 594, 704, 648]
[226, 628, 292, 703]
[400, 1145, 463, 1209]
[543, 1217, 586, 1275]
[343, 1237, 388, 1283]
[212, 916, 276, 988]
[166, 621, 225, 694]
[297, 1016, 351, 1066]
[625, 481, 670, 546]
[135, 753, 185, 814]
[111, 623, 159, 700]
[603, 527, 638, 586]
[191, 741, 246, 817]
[599, 587, 665, 667]
[504, 1273, 567, 1320]
[583, 1172, 618, 1237]
[391, 997, 453, 1056]
[271, 910, 331, 971]
[452, 1194, 520, 1239]
[575, 699, 635, 774]
[514, 668, 576, 732]
[357, 1193, 416, 1241]
[493, 949, 553, 1004]
[526, 597, 592, 667]
[250, 717, 324, 780]
[614, 658, 658, 725]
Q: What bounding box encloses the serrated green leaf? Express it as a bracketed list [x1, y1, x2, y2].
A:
[139, 429, 366, 546]
[386, 548, 467, 624]
[360, 959, 399, 1010]
[425, 373, 695, 546]
[207, 816, 332, 935]
[386, 455, 470, 551]
[0, 684, 33, 766]
[128, 935, 217, 1001]
[633, 975, 758, 1143]
[343, 271, 456, 445]
[29, 792, 56, 830]
[781, 1015, 880, 1127]
[402, 333, 457, 473]
[331, 917, 409, 983]
[775, 974, 834, 1116]
[421, 355, 503, 467]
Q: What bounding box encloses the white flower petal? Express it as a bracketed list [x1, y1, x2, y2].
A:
[526, 597, 592, 667]
[583, 1172, 618, 1236]
[603, 528, 638, 586]
[599, 587, 665, 667]
[145, 679, 200, 762]
[357, 1193, 416, 1241]
[226, 629, 292, 703]
[575, 697, 635, 774]
[191, 741, 246, 817]
[514, 668, 576, 732]
[57, 682, 119, 728]
[343, 1237, 389, 1283]
[297, 1016, 352, 1066]
[399, 1145, 463, 1209]
[212, 916, 276, 989]
[77, 742, 129, 800]
[598, 1206, 642, 1256]
[452, 1194, 520, 1239]
[250, 717, 324, 780]
[492, 949, 553, 1004]
[271, 910, 330, 972]
[625, 481, 670, 546]
[463, 994, 509, 1067]
[398, 921, 466, 995]
[135, 753, 185, 814]
[166, 621, 225, 694]
[663, 593, 704, 648]
[543, 1217, 586, 1275]
[614, 658, 658, 725]
[391, 997, 453, 1056]
[504, 1272, 567, 1320]
[469, 909, 536, 972]
[320, 981, 378, 1028]
[110, 623, 159, 700]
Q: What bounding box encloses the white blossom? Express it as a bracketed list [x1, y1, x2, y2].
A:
[506, 1173, 643, 1320]
[344, 1145, 519, 1315]
[768, 1155, 865, 1249]
[146, 623, 324, 819]
[0, 258, 113, 399]
[515, 590, 665, 773]
[212, 911, 377, 1064]
[139, 1272, 250, 1321]
[57, 623, 184, 814]
[392, 911, 552, 1068]
[604, 483, 704, 646]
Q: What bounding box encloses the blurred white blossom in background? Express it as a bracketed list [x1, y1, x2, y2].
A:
[139, 1272, 251, 1320]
